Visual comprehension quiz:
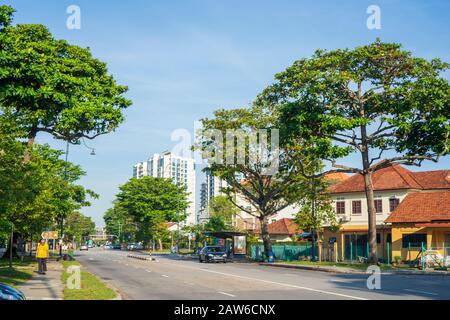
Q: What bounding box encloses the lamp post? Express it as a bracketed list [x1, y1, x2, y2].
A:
[9, 223, 14, 268]
[59, 138, 96, 257]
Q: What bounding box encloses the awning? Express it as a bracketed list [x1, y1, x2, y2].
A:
[415, 223, 450, 228]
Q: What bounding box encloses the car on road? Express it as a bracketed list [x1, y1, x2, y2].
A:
[199, 246, 227, 263]
[110, 244, 122, 250]
[0, 284, 26, 300]
[127, 243, 143, 251]
[80, 244, 88, 251]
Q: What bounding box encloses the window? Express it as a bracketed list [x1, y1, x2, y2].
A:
[352, 201, 362, 215]
[374, 199, 383, 213]
[336, 201, 346, 214]
[390, 198, 400, 212]
[402, 234, 427, 248]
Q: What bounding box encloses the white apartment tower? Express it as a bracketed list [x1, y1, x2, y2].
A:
[133, 161, 149, 179]
[133, 151, 197, 225]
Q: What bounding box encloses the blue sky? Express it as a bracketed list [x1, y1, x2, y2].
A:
[5, 0, 450, 226]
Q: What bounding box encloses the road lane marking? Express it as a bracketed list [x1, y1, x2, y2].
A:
[162, 275, 169, 278]
[218, 291, 236, 297]
[404, 289, 438, 296]
[199, 268, 367, 300]
[146, 270, 152, 273]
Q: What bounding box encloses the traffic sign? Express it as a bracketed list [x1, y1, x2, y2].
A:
[41, 231, 59, 240]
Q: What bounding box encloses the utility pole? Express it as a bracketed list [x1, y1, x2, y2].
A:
[118, 221, 122, 243]
[60, 141, 69, 258]
[59, 138, 96, 257]
[9, 223, 13, 268]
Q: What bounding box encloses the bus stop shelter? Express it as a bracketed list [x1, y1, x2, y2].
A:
[202, 231, 247, 257]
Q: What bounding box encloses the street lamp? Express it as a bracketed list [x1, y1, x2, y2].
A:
[59, 138, 96, 258]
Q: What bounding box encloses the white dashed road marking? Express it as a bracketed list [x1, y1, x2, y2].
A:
[218, 291, 236, 297]
[200, 268, 367, 300]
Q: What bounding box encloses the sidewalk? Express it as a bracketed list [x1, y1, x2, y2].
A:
[17, 260, 64, 300]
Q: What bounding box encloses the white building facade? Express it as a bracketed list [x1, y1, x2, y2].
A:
[133, 161, 149, 179]
[133, 151, 197, 225]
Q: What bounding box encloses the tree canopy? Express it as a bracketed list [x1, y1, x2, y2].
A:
[261, 40, 450, 262]
[0, 5, 132, 149]
[196, 104, 311, 258]
[207, 195, 238, 227]
[64, 211, 96, 243]
[112, 177, 190, 246]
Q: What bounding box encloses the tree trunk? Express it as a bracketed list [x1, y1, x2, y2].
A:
[360, 122, 378, 264]
[24, 126, 37, 163]
[259, 215, 272, 261]
[158, 238, 163, 251]
[1, 232, 20, 260]
[363, 172, 377, 264]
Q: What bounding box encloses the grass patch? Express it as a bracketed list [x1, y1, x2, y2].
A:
[61, 260, 117, 300]
[0, 256, 35, 287]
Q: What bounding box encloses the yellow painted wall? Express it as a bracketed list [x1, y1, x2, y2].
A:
[391, 224, 450, 262]
[323, 225, 390, 262]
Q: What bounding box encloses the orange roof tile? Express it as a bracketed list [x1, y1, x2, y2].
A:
[255, 218, 302, 235]
[324, 172, 349, 184]
[385, 191, 450, 223]
[328, 165, 450, 194]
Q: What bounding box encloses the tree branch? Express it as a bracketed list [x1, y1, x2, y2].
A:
[370, 155, 440, 172]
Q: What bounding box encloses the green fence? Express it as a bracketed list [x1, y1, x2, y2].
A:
[249, 244, 317, 262]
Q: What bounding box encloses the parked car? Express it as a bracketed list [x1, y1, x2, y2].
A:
[110, 244, 122, 250]
[127, 243, 143, 251]
[0, 284, 26, 300]
[199, 246, 227, 263]
[80, 245, 88, 251]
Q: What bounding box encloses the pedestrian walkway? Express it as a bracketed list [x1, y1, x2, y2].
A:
[17, 261, 64, 300]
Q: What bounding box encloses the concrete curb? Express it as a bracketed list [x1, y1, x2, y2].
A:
[260, 263, 364, 274]
[260, 263, 450, 276]
[127, 254, 158, 262]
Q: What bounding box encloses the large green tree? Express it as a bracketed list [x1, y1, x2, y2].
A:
[64, 211, 96, 244]
[0, 116, 96, 258]
[0, 4, 125, 258]
[207, 195, 239, 228]
[115, 177, 189, 247]
[196, 105, 309, 259]
[262, 40, 450, 263]
[294, 163, 340, 261]
[104, 202, 136, 243]
[0, 5, 131, 159]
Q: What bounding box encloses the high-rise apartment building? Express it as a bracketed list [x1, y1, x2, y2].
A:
[133, 161, 149, 179]
[133, 151, 197, 225]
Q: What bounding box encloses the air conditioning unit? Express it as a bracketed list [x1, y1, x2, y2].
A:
[339, 216, 351, 223]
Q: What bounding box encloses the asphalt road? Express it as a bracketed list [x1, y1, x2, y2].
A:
[75, 248, 450, 300]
